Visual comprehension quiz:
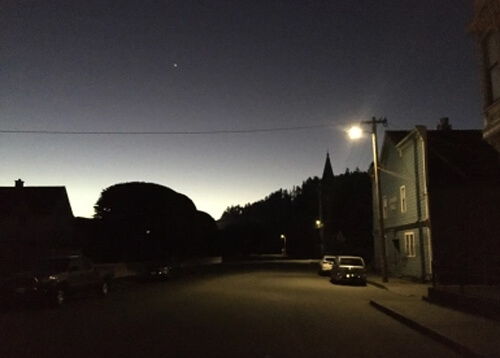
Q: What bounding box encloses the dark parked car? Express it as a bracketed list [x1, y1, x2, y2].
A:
[145, 258, 180, 281]
[0, 255, 114, 307]
[330, 256, 367, 286]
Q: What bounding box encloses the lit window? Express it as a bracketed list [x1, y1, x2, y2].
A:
[404, 232, 416, 257]
[484, 31, 500, 104]
[383, 196, 388, 219]
[400, 185, 407, 213]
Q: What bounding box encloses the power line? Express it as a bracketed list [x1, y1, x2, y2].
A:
[0, 123, 336, 135]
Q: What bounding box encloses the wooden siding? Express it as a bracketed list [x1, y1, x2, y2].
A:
[375, 130, 432, 280]
[376, 126, 500, 282]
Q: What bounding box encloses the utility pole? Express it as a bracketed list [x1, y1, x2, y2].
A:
[362, 117, 388, 282]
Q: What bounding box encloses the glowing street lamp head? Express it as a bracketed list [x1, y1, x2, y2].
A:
[348, 126, 363, 140]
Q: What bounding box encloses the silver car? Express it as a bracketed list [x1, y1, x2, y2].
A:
[318, 255, 336, 275]
[330, 256, 367, 285]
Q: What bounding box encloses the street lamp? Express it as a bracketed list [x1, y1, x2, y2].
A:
[280, 234, 287, 256]
[314, 220, 324, 256]
[349, 117, 388, 282]
[347, 126, 363, 140]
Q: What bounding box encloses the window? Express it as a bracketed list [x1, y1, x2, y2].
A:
[383, 196, 388, 219]
[389, 197, 397, 211]
[400, 185, 407, 213]
[404, 232, 416, 257]
[484, 31, 500, 104]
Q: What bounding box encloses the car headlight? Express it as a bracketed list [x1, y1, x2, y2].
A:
[39, 276, 57, 284]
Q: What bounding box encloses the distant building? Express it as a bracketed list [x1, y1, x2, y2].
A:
[374, 120, 500, 282]
[319, 153, 335, 255]
[468, 0, 500, 153]
[0, 180, 75, 261]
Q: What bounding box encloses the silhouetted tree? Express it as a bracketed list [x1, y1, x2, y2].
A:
[75, 217, 113, 262]
[193, 211, 220, 257]
[326, 169, 373, 261]
[93, 182, 204, 261]
[288, 177, 322, 257]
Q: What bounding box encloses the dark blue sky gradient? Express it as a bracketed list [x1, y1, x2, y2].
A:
[1, 0, 480, 219]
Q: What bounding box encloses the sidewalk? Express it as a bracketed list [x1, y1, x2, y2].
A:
[367, 275, 500, 357]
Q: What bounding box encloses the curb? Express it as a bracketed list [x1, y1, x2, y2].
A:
[369, 300, 482, 357]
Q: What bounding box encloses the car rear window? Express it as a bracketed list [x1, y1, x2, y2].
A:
[339, 258, 363, 266]
[36, 258, 72, 273]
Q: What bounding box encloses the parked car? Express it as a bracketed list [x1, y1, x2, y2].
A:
[0, 255, 114, 307]
[318, 255, 337, 275]
[148, 263, 175, 280]
[143, 258, 180, 281]
[330, 256, 367, 285]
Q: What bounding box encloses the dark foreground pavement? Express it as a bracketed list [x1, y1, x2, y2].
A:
[368, 275, 500, 358]
[3, 258, 498, 358]
[0, 264, 463, 358]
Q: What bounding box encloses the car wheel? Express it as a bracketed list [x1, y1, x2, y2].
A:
[53, 288, 65, 306]
[99, 282, 109, 296]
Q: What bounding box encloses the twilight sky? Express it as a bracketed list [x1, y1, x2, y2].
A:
[1, 0, 480, 220]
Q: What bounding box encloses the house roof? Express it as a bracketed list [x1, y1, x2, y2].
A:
[385, 131, 410, 144]
[0, 186, 74, 217]
[426, 130, 500, 186]
[379, 131, 410, 165]
[383, 128, 500, 187]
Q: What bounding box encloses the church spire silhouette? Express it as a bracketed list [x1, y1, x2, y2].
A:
[321, 152, 334, 183]
[319, 152, 335, 256]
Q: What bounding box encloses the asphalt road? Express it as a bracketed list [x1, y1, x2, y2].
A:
[0, 264, 460, 358]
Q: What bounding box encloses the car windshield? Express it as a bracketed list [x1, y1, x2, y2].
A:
[35, 258, 72, 274]
[339, 258, 364, 266]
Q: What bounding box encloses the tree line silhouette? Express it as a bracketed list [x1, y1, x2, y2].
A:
[77, 170, 372, 263]
[219, 169, 373, 261]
